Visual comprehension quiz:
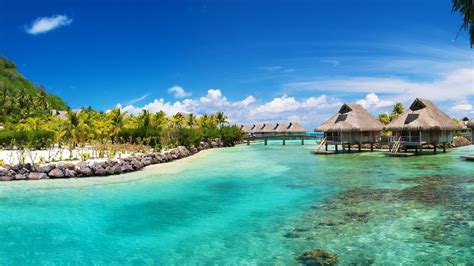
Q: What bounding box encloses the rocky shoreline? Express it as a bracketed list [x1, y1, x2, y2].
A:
[0, 140, 225, 181]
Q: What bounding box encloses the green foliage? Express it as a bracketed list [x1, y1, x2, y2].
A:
[118, 128, 161, 146]
[451, 0, 474, 47]
[0, 129, 54, 149]
[219, 125, 244, 146]
[0, 56, 68, 123]
[378, 113, 391, 125]
[177, 128, 203, 147]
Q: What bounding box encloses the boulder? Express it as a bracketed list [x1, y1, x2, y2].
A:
[0, 167, 7, 176]
[18, 168, 30, 175]
[36, 165, 53, 174]
[65, 163, 76, 170]
[24, 163, 32, 170]
[0, 175, 13, 181]
[131, 159, 143, 170]
[64, 169, 76, 177]
[106, 166, 115, 175]
[27, 172, 48, 180]
[14, 174, 26, 180]
[56, 162, 66, 170]
[48, 168, 64, 178]
[113, 165, 122, 174]
[94, 166, 107, 176]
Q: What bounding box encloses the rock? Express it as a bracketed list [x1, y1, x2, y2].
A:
[106, 166, 115, 175]
[121, 163, 133, 173]
[94, 166, 107, 176]
[298, 249, 339, 266]
[75, 162, 92, 177]
[65, 163, 76, 170]
[14, 174, 26, 180]
[131, 159, 143, 170]
[64, 169, 76, 177]
[451, 136, 470, 147]
[56, 162, 66, 170]
[284, 232, 300, 238]
[48, 168, 64, 178]
[0, 175, 13, 181]
[36, 165, 52, 173]
[18, 168, 30, 175]
[24, 163, 32, 170]
[27, 172, 48, 180]
[0, 167, 7, 176]
[113, 165, 122, 174]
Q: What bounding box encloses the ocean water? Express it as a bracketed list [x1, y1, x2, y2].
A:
[0, 141, 472, 265]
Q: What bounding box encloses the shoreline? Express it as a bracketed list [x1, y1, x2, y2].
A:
[0, 139, 226, 182]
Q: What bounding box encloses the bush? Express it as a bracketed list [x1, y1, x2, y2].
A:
[0, 130, 54, 149]
[177, 128, 203, 148]
[219, 125, 244, 146]
[118, 128, 161, 146]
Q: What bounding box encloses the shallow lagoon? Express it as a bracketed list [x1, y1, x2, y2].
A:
[0, 141, 472, 264]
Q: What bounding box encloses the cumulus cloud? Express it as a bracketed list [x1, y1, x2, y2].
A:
[451, 103, 473, 112]
[168, 86, 191, 98]
[114, 89, 345, 128]
[356, 93, 393, 110]
[284, 68, 474, 102]
[25, 14, 72, 35]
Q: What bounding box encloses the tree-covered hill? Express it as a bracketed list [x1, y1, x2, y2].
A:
[0, 56, 68, 123]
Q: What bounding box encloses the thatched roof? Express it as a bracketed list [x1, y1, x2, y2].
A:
[387, 98, 463, 131]
[240, 124, 252, 133]
[253, 123, 274, 133]
[315, 104, 384, 132]
[467, 119, 474, 129]
[287, 122, 307, 133]
[273, 123, 288, 133]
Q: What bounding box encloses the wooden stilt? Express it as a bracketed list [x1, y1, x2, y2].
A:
[325, 144, 328, 151]
[335, 145, 338, 152]
[370, 143, 374, 152]
[247, 139, 250, 145]
[264, 139, 267, 145]
[348, 145, 351, 153]
[358, 144, 361, 152]
[415, 147, 418, 154]
[301, 138, 304, 145]
[434, 146, 437, 154]
[443, 144, 446, 153]
[283, 139, 286, 145]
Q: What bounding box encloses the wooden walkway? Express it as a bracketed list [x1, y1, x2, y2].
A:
[245, 135, 322, 145]
[461, 155, 474, 161]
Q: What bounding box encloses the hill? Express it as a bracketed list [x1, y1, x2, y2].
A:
[0, 56, 68, 123]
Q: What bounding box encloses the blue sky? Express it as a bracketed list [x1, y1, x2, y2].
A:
[1, 0, 473, 127]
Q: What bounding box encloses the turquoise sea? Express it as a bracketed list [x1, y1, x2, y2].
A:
[0, 141, 472, 264]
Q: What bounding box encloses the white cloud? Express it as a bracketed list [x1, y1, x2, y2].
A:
[129, 93, 151, 104]
[356, 93, 393, 110]
[168, 85, 191, 98]
[451, 103, 473, 112]
[320, 59, 340, 67]
[25, 14, 72, 35]
[113, 89, 345, 129]
[284, 68, 474, 102]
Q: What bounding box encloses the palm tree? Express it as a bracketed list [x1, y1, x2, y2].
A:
[390, 103, 404, 121]
[108, 108, 126, 137]
[139, 109, 151, 129]
[452, 0, 474, 47]
[186, 113, 197, 128]
[171, 113, 185, 128]
[215, 112, 228, 128]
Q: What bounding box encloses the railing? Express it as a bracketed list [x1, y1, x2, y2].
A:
[316, 137, 327, 152]
[387, 136, 422, 143]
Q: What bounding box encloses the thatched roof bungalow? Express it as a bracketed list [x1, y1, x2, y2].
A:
[315, 103, 384, 145]
[286, 122, 308, 135]
[240, 124, 252, 134]
[467, 119, 474, 141]
[386, 98, 462, 146]
[252, 123, 275, 136]
[273, 123, 288, 134]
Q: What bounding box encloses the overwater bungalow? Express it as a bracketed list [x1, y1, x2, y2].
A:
[315, 103, 384, 152]
[286, 122, 308, 136]
[386, 98, 463, 154]
[273, 123, 288, 135]
[253, 123, 275, 137]
[467, 119, 474, 141]
[240, 124, 252, 134]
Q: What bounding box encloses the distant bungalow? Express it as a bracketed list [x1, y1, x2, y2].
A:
[466, 119, 474, 142]
[315, 103, 384, 152]
[386, 98, 463, 154]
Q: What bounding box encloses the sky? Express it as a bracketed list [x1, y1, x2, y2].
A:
[1, 0, 473, 128]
